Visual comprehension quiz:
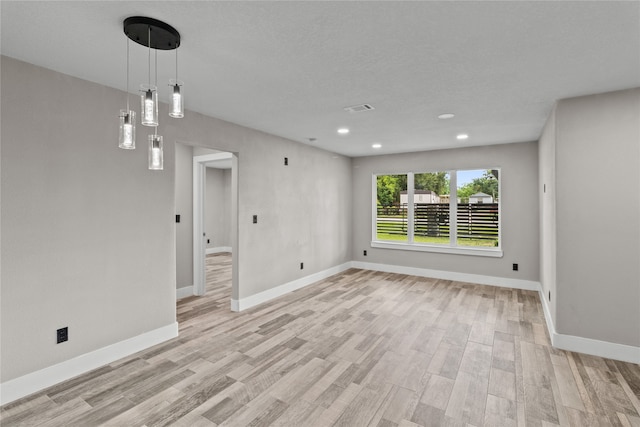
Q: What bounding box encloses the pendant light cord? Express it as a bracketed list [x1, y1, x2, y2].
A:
[147, 26, 151, 86]
[154, 28, 158, 138]
[126, 37, 130, 111]
[175, 48, 178, 82]
[154, 46, 158, 136]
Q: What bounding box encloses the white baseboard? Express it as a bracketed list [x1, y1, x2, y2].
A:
[176, 286, 194, 300]
[231, 262, 353, 312]
[206, 246, 232, 255]
[351, 261, 540, 291]
[5, 260, 636, 407]
[537, 287, 640, 364]
[0, 322, 179, 406]
[552, 331, 640, 364]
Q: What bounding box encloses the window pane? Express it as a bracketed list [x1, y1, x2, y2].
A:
[376, 174, 408, 242]
[413, 172, 450, 245]
[456, 169, 500, 247]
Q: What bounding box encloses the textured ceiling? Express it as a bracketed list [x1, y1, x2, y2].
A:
[2, 1, 639, 157]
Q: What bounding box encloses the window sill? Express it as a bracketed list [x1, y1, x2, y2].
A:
[371, 240, 503, 258]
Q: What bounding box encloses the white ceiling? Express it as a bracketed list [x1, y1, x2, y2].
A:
[2, 1, 639, 157]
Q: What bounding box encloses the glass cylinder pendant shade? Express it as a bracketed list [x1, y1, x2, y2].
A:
[169, 79, 184, 118]
[140, 84, 158, 126]
[118, 110, 136, 149]
[148, 134, 163, 170]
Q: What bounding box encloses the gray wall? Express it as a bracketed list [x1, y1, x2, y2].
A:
[237, 143, 352, 298]
[1, 56, 352, 382]
[205, 168, 232, 249]
[175, 143, 194, 289]
[1, 57, 177, 381]
[351, 142, 540, 281]
[546, 88, 640, 346]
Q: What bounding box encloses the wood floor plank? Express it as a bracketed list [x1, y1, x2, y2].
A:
[420, 374, 454, 411]
[332, 383, 393, 427]
[312, 382, 362, 427]
[411, 401, 445, 426]
[485, 394, 517, 426]
[107, 387, 184, 427]
[2, 253, 639, 426]
[301, 359, 352, 404]
[552, 358, 586, 412]
[270, 398, 324, 426]
[380, 385, 420, 425]
[489, 366, 516, 401]
[8, 397, 92, 427]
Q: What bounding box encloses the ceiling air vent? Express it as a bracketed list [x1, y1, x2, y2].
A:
[344, 104, 374, 113]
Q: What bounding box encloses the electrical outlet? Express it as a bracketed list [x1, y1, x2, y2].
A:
[207, 239, 210, 244]
[512, 263, 518, 271]
[363, 250, 367, 256]
[57, 327, 68, 344]
[284, 157, 288, 166]
[175, 214, 180, 223]
[300, 262, 304, 270]
[253, 215, 257, 224]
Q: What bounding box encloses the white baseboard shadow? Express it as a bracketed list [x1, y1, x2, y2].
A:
[351, 261, 540, 291]
[176, 286, 194, 300]
[231, 262, 353, 312]
[0, 322, 178, 406]
[206, 246, 232, 255]
[537, 288, 640, 364]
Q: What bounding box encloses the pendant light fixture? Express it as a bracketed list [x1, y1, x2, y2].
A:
[121, 16, 182, 170]
[118, 37, 135, 149]
[150, 49, 164, 170]
[140, 26, 158, 126]
[148, 132, 163, 170]
[169, 48, 184, 118]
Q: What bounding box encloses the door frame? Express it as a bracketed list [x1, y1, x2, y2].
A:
[192, 152, 237, 297]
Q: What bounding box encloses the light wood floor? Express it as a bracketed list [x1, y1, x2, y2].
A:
[2, 253, 639, 426]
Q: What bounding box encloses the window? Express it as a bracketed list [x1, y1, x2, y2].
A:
[413, 172, 450, 245]
[456, 169, 499, 248]
[373, 169, 501, 257]
[375, 174, 408, 242]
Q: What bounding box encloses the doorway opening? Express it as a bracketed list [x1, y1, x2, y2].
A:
[170, 144, 239, 313]
[192, 151, 238, 303]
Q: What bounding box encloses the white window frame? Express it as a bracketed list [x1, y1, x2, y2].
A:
[371, 169, 502, 258]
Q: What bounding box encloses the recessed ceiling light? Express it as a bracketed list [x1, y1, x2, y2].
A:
[337, 128, 350, 135]
[456, 134, 469, 140]
[438, 113, 455, 119]
[372, 143, 382, 149]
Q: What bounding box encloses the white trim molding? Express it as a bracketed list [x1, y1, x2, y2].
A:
[553, 331, 640, 364]
[0, 322, 179, 406]
[206, 246, 232, 255]
[371, 241, 503, 258]
[537, 288, 640, 364]
[352, 261, 538, 290]
[176, 286, 194, 299]
[231, 262, 353, 312]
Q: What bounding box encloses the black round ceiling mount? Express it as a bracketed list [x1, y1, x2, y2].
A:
[123, 16, 180, 50]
